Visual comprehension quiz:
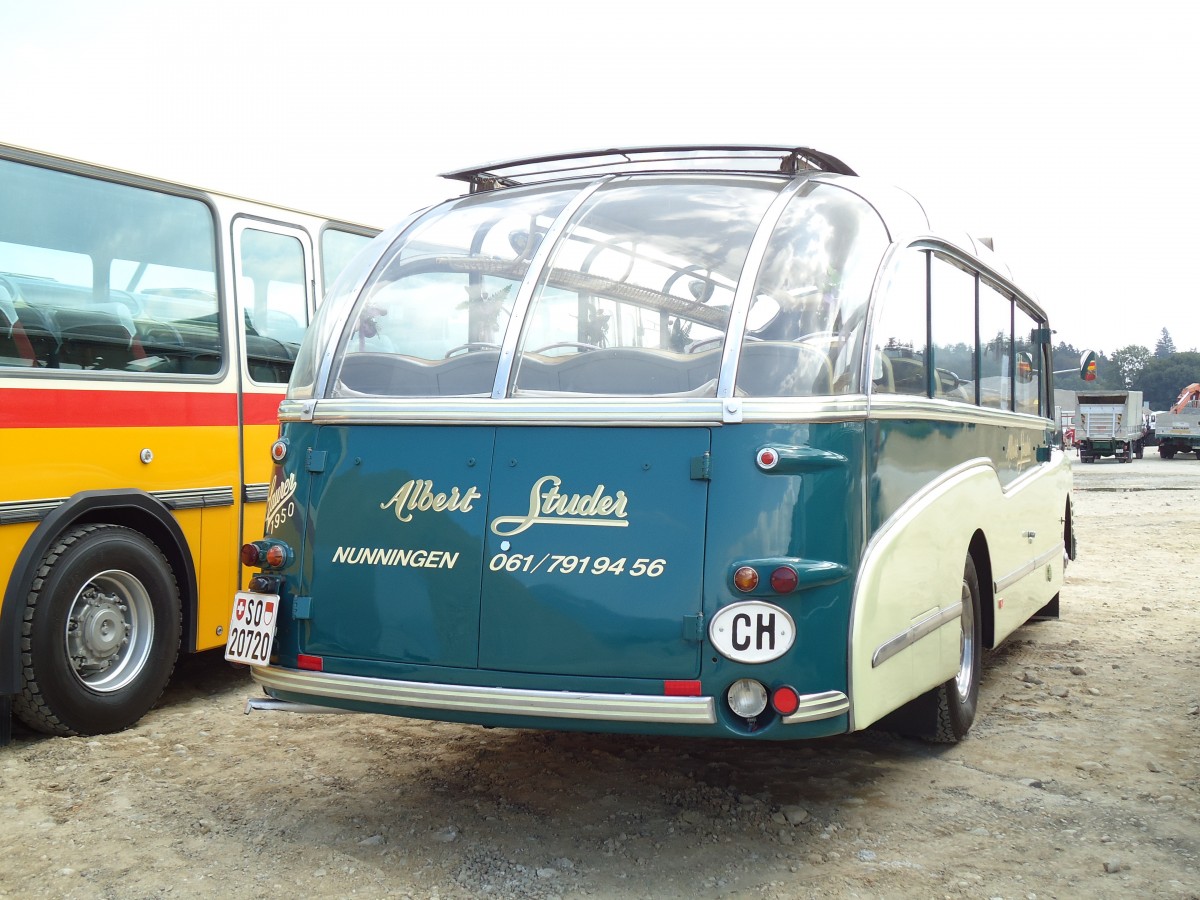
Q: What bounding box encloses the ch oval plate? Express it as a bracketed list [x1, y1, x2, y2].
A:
[708, 600, 795, 664]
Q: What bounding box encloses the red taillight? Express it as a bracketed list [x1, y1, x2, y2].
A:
[240, 543, 262, 567]
[771, 685, 800, 716]
[756, 447, 779, 469]
[297, 654, 323, 671]
[733, 566, 759, 592]
[264, 544, 287, 568]
[664, 680, 702, 696]
[270, 439, 288, 463]
[770, 566, 799, 593]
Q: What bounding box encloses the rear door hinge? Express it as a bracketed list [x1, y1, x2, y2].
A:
[690, 452, 712, 481]
[682, 613, 705, 641]
[306, 449, 327, 473]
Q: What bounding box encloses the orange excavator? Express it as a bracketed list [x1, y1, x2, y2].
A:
[1158, 383, 1200, 459]
[1169, 383, 1200, 413]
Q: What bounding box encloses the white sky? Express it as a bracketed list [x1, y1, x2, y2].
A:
[3, 0, 1196, 355]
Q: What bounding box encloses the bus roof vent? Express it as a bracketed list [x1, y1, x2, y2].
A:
[440, 145, 858, 193]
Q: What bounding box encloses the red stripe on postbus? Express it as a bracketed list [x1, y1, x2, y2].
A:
[0, 387, 242, 428]
[242, 393, 286, 425]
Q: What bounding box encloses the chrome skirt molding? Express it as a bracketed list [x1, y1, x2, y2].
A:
[278, 395, 870, 427]
[781, 690, 850, 724]
[871, 602, 962, 669]
[252, 666, 717, 725]
[994, 541, 1065, 593]
[243, 483, 271, 503]
[0, 486, 234, 524]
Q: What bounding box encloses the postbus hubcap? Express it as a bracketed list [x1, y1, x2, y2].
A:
[64, 569, 155, 692]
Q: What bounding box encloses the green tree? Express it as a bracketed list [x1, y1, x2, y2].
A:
[1110, 344, 1150, 387]
[1154, 328, 1176, 358]
[1133, 351, 1200, 409]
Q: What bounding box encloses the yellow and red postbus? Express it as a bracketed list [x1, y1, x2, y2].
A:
[0, 143, 378, 741]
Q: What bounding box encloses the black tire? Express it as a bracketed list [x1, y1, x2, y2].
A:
[879, 555, 983, 743]
[13, 524, 182, 736]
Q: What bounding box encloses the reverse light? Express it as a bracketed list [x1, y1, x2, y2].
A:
[733, 566, 759, 592]
[727, 679, 768, 718]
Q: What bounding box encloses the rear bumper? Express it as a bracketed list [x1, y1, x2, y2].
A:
[250, 666, 848, 729]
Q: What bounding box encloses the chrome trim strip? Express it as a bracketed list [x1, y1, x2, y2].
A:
[278, 395, 871, 427]
[0, 486, 235, 523]
[252, 666, 718, 725]
[243, 483, 270, 503]
[153, 487, 235, 510]
[0, 497, 65, 525]
[491, 177, 613, 399]
[716, 178, 809, 399]
[781, 690, 850, 724]
[245, 697, 358, 715]
[868, 394, 1052, 428]
[872, 602, 962, 668]
[994, 541, 1065, 593]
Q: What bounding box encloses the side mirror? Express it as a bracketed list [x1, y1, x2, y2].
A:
[1080, 350, 1098, 382]
[1016, 351, 1035, 384]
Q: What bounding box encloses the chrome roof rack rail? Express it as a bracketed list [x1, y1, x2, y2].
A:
[440, 145, 857, 193]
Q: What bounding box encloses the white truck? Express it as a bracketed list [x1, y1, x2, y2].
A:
[1076, 390, 1145, 463]
[1157, 383, 1200, 460]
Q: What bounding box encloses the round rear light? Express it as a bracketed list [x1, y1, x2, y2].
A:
[770, 566, 799, 594]
[264, 544, 287, 568]
[270, 439, 288, 463]
[756, 447, 779, 470]
[733, 566, 759, 592]
[771, 685, 801, 716]
[240, 543, 262, 567]
[727, 679, 768, 718]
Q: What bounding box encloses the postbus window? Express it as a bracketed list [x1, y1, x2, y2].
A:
[320, 228, 375, 295]
[1013, 304, 1043, 416]
[929, 255, 977, 403]
[739, 183, 886, 396]
[979, 281, 1014, 410]
[0, 157, 219, 375]
[872, 248, 928, 396]
[239, 228, 307, 383]
[511, 177, 780, 397]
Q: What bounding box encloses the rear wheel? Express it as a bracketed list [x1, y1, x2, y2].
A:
[880, 555, 983, 743]
[14, 524, 182, 736]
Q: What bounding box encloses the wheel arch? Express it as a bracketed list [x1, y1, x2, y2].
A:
[1, 489, 198, 695]
[967, 529, 996, 649]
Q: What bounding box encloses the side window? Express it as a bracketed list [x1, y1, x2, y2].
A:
[320, 228, 375, 296]
[979, 281, 1014, 411]
[239, 227, 308, 384]
[929, 255, 977, 403]
[872, 249, 928, 396]
[0, 157, 219, 375]
[1013, 305, 1043, 416]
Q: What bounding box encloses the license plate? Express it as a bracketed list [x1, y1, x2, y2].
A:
[225, 591, 279, 666]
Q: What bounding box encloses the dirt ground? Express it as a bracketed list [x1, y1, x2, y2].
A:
[2, 454, 1198, 900]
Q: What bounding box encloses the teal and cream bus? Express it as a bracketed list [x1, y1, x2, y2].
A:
[230, 146, 1073, 743]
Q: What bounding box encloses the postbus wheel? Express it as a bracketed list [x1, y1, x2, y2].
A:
[13, 524, 182, 737]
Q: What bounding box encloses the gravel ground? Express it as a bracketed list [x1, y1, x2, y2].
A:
[2, 453, 1198, 900]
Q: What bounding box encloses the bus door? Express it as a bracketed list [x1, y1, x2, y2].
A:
[478, 427, 710, 679]
[300, 424, 494, 668]
[231, 218, 315, 632]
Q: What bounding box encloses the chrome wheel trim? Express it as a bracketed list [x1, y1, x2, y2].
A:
[63, 569, 155, 693]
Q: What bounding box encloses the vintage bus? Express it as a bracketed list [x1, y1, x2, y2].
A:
[0, 143, 378, 742]
[231, 146, 1074, 743]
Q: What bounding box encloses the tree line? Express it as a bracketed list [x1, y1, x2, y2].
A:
[1054, 328, 1200, 410]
